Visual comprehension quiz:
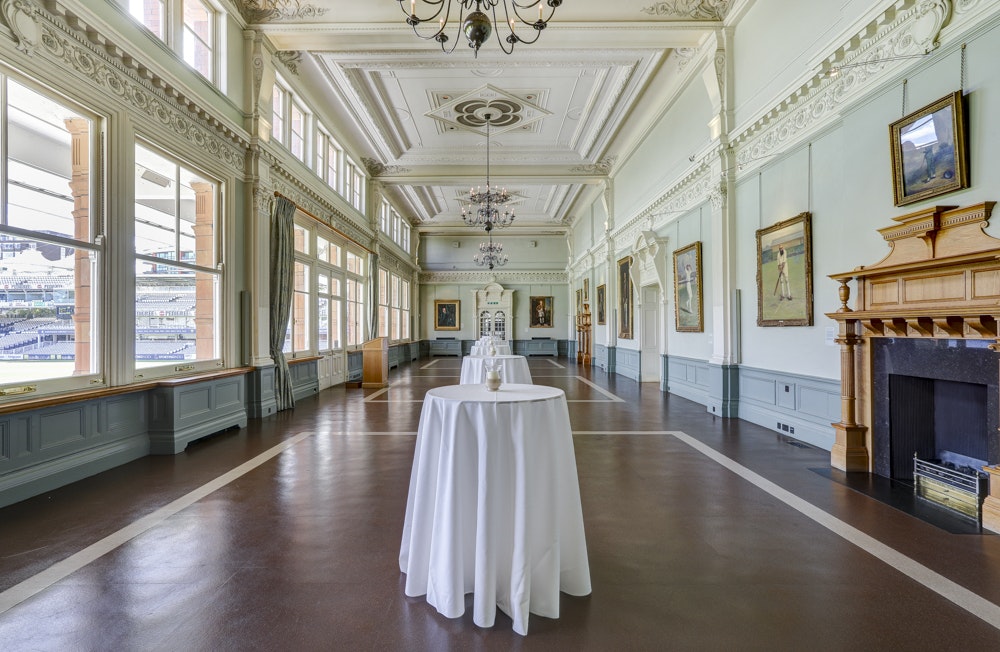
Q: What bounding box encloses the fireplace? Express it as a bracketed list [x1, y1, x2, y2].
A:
[872, 338, 998, 483]
[826, 202, 1000, 532]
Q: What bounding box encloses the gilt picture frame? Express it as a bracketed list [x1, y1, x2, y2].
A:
[596, 284, 606, 325]
[889, 91, 968, 207]
[756, 212, 813, 327]
[618, 256, 633, 339]
[434, 299, 460, 330]
[673, 242, 703, 332]
[530, 296, 554, 328]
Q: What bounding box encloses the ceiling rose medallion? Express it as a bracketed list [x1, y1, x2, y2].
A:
[399, 0, 563, 57]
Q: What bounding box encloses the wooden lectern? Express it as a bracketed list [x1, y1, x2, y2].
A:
[361, 337, 389, 388]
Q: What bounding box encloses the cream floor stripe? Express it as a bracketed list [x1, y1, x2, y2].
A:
[577, 429, 1000, 632]
[0, 431, 315, 616]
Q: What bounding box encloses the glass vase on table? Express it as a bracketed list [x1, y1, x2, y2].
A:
[484, 357, 502, 392]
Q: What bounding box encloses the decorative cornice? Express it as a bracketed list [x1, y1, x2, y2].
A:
[419, 270, 569, 284]
[238, 1, 329, 23]
[641, 1, 731, 20]
[271, 169, 375, 248]
[731, 0, 952, 167]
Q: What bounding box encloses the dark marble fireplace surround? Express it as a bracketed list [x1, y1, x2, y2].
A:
[873, 338, 999, 482]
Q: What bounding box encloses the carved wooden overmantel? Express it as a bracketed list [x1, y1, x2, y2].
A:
[826, 202, 1000, 532]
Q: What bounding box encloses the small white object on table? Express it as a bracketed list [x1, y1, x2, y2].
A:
[399, 383, 591, 635]
[460, 354, 532, 385]
[470, 342, 512, 356]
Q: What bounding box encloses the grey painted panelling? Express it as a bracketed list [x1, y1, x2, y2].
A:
[738, 366, 840, 450]
[666, 355, 711, 406]
[39, 407, 88, 450]
[742, 374, 777, 404]
[594, 344, 609, 370]
[617, 348, 641, 382]
[179, 387, 213, 419]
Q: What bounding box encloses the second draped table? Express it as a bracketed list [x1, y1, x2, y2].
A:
[460, 354, 532, 385]
[469, 342, 512, 356]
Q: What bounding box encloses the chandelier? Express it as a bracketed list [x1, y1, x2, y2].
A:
[399, 0, 562, 57]
[473, 234, 509, 270]
[462, 113, 515, 232]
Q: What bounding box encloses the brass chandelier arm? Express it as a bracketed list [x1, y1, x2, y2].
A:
[398, 0, 560, 56]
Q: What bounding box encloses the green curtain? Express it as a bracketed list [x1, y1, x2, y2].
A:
[368, 252, 379, 340]
[269, 196, 296, 412]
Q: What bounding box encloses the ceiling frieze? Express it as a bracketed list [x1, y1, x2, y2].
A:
[641, 1, 731, 20]
[271, 171, 374, 247]
[237, 1, 329, 23]
[419, 271, 568, 285]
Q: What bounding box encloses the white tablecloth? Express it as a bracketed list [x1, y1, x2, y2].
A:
[470, 343, 511, 356]
[399, 384, 591, 635]
[459, 355, 532, 385]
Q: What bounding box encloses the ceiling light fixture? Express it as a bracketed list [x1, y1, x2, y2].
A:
[399, 0, 562, 57]
[463, 113, 515, 232]
[474, 234, 508, 270]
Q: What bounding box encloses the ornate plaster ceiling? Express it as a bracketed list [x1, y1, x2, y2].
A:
[241, 1, 732, 234]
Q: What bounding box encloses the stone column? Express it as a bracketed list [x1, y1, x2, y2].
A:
[65, 118, 91, 375]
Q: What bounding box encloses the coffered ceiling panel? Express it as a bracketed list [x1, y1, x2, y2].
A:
[246, 0, 729, 232]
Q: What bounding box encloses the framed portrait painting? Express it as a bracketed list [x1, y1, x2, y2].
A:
[673, 242, 703, 332]
[529, 296, 553, 328]
[596, 284, 606, 325]
[434, 299, 460, 330]
[889, 91, 968, 207]
[756, 212, 813, 327]
[583, 278, 590, 302]
[617, 256, 633, 339]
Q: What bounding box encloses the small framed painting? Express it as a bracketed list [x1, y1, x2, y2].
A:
[673, 242, 703, 332]
[434, 299, 460, 330]
[530, 296, 553, 328]
[755, 212, 813, 327]
[889, 91, 968, 207]
[596, 284, 606, 325]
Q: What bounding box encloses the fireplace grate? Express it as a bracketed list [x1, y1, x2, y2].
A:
[913, 455, 987, 521]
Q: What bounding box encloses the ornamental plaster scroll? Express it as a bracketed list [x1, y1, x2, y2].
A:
[732, 0, 953, 168]
[571, 156, 618, 175]
[238, 1, 329, 23]
[362, 157, 412, 177]
[21, 1, 249, 175]
[1, 0, 40, 54]
[419, 270, 569, 285]
[275, 50, 302, 76]
[641, 1, 731, 20]
[618, 161, 716, 243]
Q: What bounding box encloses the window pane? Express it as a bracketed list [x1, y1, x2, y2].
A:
[6, 80, 89, 239]
[317, 237, 329, 263]
[290, 102, 305, 160]
[329, 243, 341, 267]
[330, 277, 341, 296]
[292, 261, 309, 352]
[317, 272, 329, 295]
[293, 224, 309, 254]
[129, 0, 165, 40]
[330, 298, 341, 349]
[317, 296, 328, 351]
[183, 28, 212, 79]
[135, 263, 218, 367]
[378, 306, 388, 338]
[391, 307, 400, 340]
[0, 238, 97, 383]
[271, 86, 284, 143]
[135, 145, 215, 267]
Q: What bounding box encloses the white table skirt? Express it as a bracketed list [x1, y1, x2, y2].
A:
[470, 343, 512, 356]
[399, 384, 591, 635]
[459, 355, 532, 385]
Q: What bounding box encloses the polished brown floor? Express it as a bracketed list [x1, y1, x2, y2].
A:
[2, 357, 1000, 650]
